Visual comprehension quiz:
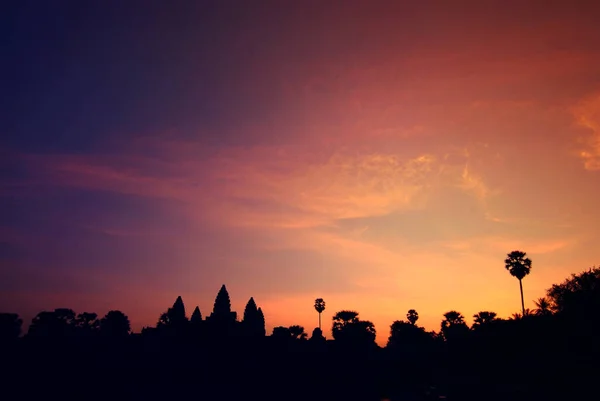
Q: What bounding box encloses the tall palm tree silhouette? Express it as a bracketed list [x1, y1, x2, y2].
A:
[505, 250, 532, 316]
[314, 298, 326, 330]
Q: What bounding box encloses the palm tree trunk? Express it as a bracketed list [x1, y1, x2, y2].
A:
[519, 279, 525, 316]
[318, 312, 321, 330]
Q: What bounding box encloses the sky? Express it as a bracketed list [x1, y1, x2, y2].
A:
[2, 0, 600, 345]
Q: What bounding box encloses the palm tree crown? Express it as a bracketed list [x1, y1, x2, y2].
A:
[472, 311, 497, 329]
[505, 250, 532, 280]
[314, 298, 326, 314]
[441, 311, 465, 328]
[534, 297, 552, 316]
[406, 309, 419, 325]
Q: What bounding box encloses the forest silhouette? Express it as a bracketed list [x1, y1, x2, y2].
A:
[2, 251, 599, 401]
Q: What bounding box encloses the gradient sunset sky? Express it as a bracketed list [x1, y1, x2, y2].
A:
[2, 1, 600, 344]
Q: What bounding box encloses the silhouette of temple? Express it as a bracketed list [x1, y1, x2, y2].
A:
[206, 284, 238, 323]
[155, 284, 268, 340]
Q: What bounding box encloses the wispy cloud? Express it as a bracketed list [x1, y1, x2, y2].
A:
[572, 93, 600, 171]
[438, 236, 577, 256]
[23, 139, 497, 233]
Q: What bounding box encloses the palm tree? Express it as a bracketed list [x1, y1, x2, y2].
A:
[289, 325, 307, 340]
[511, 309, 532, 320]
[331, 310, 359, 340]
[505, 250, 532, 316]
[314, 298, 326, 330]
[441, 311, 465, 328]
[331, 311, 375, 345]
[440, 311, 469, 341]
[472, 311, 497, 329]
[406, 309, 419, 325]
[332, 310, 359, 326]
[534, 297, 552, 316]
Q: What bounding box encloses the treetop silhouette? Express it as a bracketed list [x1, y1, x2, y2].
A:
[100, 310, 131, 337]
[332, 310, 376, 347]
[534, 297, 552, 316]
[440, 311, 469, 341]
[406, 309, 419, 325]
[332, 310, 359, 325]
[288, 325, 307, 340]
[76, 312, 99, 333]
[472, 311, 497, 329]
[547, 266, 600, 320]
[310, 327, 325, 342]
[387, 319, 431, 351]
[272, 326, 291, 340]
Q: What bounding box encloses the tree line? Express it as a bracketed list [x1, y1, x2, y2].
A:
[1, 251, 598, 346]
[1, 251, 599, 400]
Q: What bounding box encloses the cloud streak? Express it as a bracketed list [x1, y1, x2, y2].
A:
[24, 139, 492, 231]
[572, 93, 600, 171]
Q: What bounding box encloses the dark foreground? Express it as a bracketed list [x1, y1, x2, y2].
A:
[4, 335, 598, 401]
